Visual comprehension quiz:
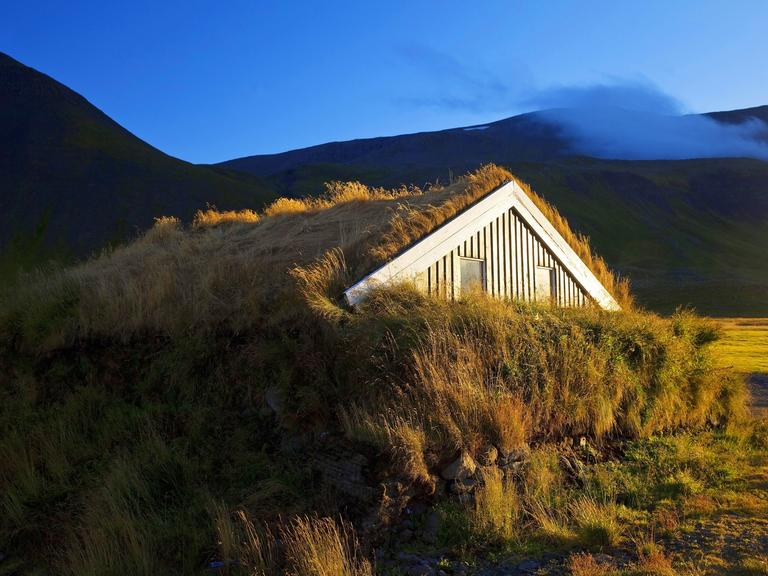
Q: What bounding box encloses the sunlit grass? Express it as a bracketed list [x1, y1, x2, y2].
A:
[712, 318, 768, 373]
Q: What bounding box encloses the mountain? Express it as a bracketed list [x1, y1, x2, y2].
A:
[0, 52, 278, 281]
[221, 112, 571, 192]
[1, 51, 766, 315]
[221, 111, 768, 316]
[706, 104, 768, 125]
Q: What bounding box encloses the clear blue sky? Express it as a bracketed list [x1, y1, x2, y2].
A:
[3, 1, 767, 163]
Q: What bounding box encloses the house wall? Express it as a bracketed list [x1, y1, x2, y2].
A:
[415, 207, 589, 306]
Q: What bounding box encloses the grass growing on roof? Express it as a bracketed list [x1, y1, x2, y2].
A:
[0, 164, 633, 350]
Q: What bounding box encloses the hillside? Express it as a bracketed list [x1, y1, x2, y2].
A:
[0, 52, 278, 282]
[0, 167, 758, 575]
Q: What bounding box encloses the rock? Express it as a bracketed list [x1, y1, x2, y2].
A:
[396, 551, 419, 563]
[264, 386, 286, 415]
[441, 451, 477, 480]
[449, 477, 477, 495]
[422, 510, 441, 544]
[311, 450, 374, 501]
[516, 558, 540, 573]
[477, 445, 498, 466]
[497, 444, 530, 467]
[592, 553, 617, 566]
[431, 474, 447, 498]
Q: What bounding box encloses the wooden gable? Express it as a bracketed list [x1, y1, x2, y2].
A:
[344, 180, 620, 310]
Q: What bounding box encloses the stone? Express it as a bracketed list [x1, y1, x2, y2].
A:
[423, 510, 441, 544]
[264, 386, 286, 415]
[497, 444, 530, 467]
[441, 451, 477, 480]
[477, 445, 498, 466]
[516, 558, 540, 573]
[311, 450, 374, 501]
[449, 477, 477, 495]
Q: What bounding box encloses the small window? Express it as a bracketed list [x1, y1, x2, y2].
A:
[535, 266, 556, 302]
[460, 257, 485, 294]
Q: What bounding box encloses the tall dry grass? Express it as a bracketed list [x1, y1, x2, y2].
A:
[193, 207, 261, 228]
[0, 164, 633, 350]
[471, 467, 521, 543]
[215, 510, 372, 576]
[340, 285, 746, 478]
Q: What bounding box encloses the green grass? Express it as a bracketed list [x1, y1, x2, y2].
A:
[713, 318, 768, 374]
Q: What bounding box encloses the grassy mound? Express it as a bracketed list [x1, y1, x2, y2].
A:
[0, 168, 748, 574]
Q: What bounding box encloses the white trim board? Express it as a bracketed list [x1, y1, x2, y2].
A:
[344, 180, 620, 311]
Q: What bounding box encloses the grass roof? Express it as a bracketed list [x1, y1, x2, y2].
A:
[0, 164, 631, 348]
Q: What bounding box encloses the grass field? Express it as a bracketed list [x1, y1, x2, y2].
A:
[713, 318, 768, 374]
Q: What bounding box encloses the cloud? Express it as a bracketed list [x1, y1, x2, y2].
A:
[396, 47, 768, 160]
[527, 81, 768, 160]
[395, 44, 529, 113]
[521, 79, 684, 115]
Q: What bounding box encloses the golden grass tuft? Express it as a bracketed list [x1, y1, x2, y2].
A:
[215, 510, 371, 576]
[570, 498, 623, 548]
[568, 552, 612, 576]
[263, 197, 315, 217]
[632, 537, 677, 576]
[282, 516, 373, 576]
[367, 164, 510, 267]
[193, 207, 261, 228]
[215, 507, 278, 575]
[470, 467, 520, 543]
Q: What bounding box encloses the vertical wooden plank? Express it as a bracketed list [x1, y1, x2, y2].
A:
[525, 225, 533, 301]
[518, 215, 525, 299]
[450, 249, 458, 300]
[486, 220, 495, 296]
[503, 212, 510, 298]
[442, 256, 447, 300]
[498, 215, 504, 298]
[511, 213, 518, 299]
[520, 219, 526, 300]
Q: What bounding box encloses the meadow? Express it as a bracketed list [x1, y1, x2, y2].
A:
[713, 318, 768, 374]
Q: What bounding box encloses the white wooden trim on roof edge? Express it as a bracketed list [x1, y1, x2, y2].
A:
[343, 180, 621, 310]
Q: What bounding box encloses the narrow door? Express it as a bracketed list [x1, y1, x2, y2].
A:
[534, 266, 556, 303]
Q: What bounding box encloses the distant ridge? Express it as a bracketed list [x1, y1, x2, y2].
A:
[0, 52, 277, 278]
[220, 105, 768, 183]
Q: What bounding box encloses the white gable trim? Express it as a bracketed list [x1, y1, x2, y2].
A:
[344, 180, 620, 310]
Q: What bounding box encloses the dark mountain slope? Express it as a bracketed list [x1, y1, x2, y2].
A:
[508, 158, 768, 315]
[0, 52, 278, 280]
[221, 112, 570, 183]
[706, 104, 768, 125]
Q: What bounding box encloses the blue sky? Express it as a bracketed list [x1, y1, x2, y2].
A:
[3, 1, 767, 163]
